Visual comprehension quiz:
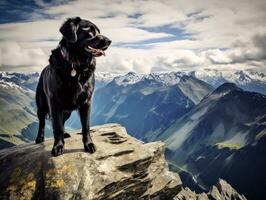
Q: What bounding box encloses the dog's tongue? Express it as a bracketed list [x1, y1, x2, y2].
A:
[88, 46, 105, 57]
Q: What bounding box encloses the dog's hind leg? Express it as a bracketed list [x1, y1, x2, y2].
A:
[35, 81, 48, 144]
[79, 103, 96, 153]
[35, 109, 47, 144]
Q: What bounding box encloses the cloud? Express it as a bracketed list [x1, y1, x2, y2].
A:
[0, 0, 266, 73]
[253, 33, 266, 60]
[0, 20, 61, 42]
[220, 32, 266, 65]
[204, 49, 232, 64]
[0, 41, 48, 71]
[97, 47, 207, 74]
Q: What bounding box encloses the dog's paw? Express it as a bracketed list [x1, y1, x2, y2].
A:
[51, 144, 64, 156]
[35, 136, 44, 144]
[63, 132, 71, 138]
[84, 143, 96, 153]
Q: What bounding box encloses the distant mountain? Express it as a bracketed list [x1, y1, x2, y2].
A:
[113, 71, 185, 86]
[91, 72, 213, 140]
[0, 78, 53, 149]
[0, 72, 53, 148]
[158, 82, 266, 200]
[0, 72, 39, 91]
[2, 69, 264, 93]
[177, 75, 213, 104]
[104, 71, 213, 105]
[191, 69, 266, 94]
[94, 72, 118, 89]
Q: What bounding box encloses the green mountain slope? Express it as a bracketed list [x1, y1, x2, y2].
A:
[0, 84, 37, 147]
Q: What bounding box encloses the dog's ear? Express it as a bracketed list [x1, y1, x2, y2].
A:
[60, 17, 81, 43]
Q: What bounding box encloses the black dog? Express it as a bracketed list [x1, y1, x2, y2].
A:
[35, 17, 111, 156]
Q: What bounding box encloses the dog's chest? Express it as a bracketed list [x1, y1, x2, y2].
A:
[56, 71, 93, 107]
[62, 72, 90, 94]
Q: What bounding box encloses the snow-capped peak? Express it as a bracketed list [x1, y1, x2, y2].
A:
[147, 71, 187, 86]
[112, 71, 190, 86]
[0, 71, 39, 92]
[192, 69, 266, 86]
[94, 72, 119, 82]
[114, 72, 143, 86]
[0, 80, 25, 90]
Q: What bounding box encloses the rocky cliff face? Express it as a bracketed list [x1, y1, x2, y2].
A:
[0, 124, 245, 200]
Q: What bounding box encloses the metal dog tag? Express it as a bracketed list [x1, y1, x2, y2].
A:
[71, 69, 76, 77]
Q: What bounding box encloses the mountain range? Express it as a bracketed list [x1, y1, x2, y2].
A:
[192, 69, 266, 94]
[0, 69, 265, 200]
[1, 69, 265, 145]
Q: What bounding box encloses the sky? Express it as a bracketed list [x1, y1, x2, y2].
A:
[0, 0, 266, 74]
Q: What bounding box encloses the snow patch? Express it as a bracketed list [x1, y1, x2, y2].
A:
[95, 72, 119, 82]
[193, 69, 266, 86]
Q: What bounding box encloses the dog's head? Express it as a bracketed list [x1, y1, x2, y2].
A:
[60, 17, 111, 57]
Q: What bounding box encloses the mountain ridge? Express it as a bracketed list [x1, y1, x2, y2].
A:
[92, 73, 213, 140]
[1, 69, 265, 93]
[159, 82, 266, 200]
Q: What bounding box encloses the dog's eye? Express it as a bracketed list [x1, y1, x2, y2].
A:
[82, 27, 96, 36]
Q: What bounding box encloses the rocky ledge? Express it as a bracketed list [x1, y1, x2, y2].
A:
[0, 124, 246, 200]
[0, 124, 182, 200]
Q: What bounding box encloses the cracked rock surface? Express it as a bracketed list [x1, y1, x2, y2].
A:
[0, 124, 182, 200]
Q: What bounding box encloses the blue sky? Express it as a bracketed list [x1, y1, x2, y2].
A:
[0, 0, 265, 73]
[0, 0, 66, 23]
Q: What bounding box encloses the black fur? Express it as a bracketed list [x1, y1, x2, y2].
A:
[35, 17, 111, 156]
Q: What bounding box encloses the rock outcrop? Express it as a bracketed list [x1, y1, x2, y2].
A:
[0, 124, 182, 200]
[175, 179, 247, 200]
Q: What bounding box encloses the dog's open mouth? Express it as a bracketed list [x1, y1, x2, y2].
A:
[84, 46, 105, 57]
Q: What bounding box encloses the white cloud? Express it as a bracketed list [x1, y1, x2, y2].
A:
[0, 41, 48, 71]
[136, 1, 187, 27]
[0, 20, 61, 42]
[0, 0, 266, 73]
[204, 49, 232, 64]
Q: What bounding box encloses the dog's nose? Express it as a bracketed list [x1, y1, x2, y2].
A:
[106, 39, 112, 45]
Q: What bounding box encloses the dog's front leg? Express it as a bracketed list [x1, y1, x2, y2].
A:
[50, 108, 65, 156]
[79, 103, 96, 153]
